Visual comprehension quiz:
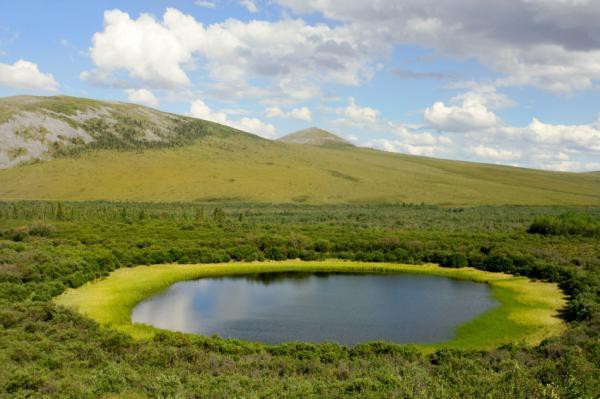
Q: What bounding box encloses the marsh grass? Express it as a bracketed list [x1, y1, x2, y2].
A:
[55, 261, 566, 350]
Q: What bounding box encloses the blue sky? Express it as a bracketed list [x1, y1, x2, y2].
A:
[1, 0, 599, 171]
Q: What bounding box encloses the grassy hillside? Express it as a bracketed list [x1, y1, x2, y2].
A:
[0, 95, 245, 168]
[0, 96, 599, 205]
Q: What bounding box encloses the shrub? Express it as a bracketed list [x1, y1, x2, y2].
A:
[6, 226, 30, 241]
[28, 224, 55, 237]
[528, 213, 600, 237]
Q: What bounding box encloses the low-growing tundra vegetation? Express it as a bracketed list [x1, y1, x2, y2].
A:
[0, 201, 599, 397]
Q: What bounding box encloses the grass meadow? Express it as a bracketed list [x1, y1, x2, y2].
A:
[1, 132, 599, 205]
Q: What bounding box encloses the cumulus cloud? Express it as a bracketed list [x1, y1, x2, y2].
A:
[189, 99, 276, 138]
[234, 117, 276, 138]
[367, 138, 447, 157]
[125, 88, 159, 107]
[86, 9, 198, 88]
[264, 107, 285, 119]
[336, 88, 599, 170]
[85, 8, 376, 98]
[449, 84, 515, 109]
[345, 134, 359, 142]
[320, 89, 599, 170]
[264, 106, 311, 121]
[506, 118, 600, 152]
[367, 122, 453, 157]
[326, 97, 453, 157]
[417, 89, 600, 170]
[334, 97, 380, 126]
[189, 99, 229, 125]
[424, 85, 516, 132]
[0, 60, 58, 91]
[424, 100, 499, 132]
[239, 0, 258, 13]
[469, 145, 521, 162]
[275, 0, 600, 92]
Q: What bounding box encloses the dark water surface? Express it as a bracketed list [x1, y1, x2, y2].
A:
[132, 272, 497, 345]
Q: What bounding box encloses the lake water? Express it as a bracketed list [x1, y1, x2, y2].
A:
[132, 272, 497, 345]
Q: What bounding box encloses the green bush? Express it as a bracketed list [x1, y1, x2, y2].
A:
[0, 201, 599, 397]
[528, 213, 600, 237]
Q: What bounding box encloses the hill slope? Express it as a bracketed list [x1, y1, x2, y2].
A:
[277, 127, 352, 147]
[0, 96, 599, 205]
[0, 95, 248, 169]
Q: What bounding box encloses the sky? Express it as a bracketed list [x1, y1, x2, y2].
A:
[1, 0, 599, 171]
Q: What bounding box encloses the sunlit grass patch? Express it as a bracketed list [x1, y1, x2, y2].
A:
[55, 261, 566, 350]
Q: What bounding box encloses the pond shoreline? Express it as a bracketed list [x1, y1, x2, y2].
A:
[55, 260, 566, 350]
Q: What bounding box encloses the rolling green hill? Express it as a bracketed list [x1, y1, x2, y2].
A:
[0, 95, 599, 205]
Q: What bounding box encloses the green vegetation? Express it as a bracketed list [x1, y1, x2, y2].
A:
[1, 132, 599, 205]
[56, 261, 566, 349]
[1, 95, 600, 205]
[2, 96, 598, 397]
[1, 201, 599, 397]
[0, 95, 258, 165]
[528, 212, 600, 237]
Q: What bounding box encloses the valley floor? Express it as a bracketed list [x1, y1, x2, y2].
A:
[0, 202, 598, 397]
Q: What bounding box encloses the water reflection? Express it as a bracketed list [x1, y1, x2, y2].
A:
[132, 272, 497, 345]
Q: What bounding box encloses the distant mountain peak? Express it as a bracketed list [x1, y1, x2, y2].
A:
[277, 127, 353, 147]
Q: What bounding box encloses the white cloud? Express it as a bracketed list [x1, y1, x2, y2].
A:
[290, 107, 312, 122]
[125, 88, 159, 107]
[239, 0, 258, 13]
[194, 0, 216, 8]
[275, 0, 600, 92]
[366, 138, 447, 157]
[424, 99, 499, 132]
[336, 87, 600, 170]
[85, 8, 377, 99]
[469, 145, 521, 162]
[234, 117, 276, 137]
[550, 161, 600, 172]
[86, 9, 200, 88]
[345, 134, 359, 142]
[189, 99, 276, 138]
[335, 97, 380, 126]
[424, 85, 513, 132]
[365, 121, 452, 156]
[264, 107, 285, 118]
[448, 84, 515, 109]
[516, 118, 600, 152]
[392, 122, 452, 146]
[265, 106, 312, 121]
[0, 60, 58, 91]
[189, 99, 229, 124]
[416, 89, 600, 170]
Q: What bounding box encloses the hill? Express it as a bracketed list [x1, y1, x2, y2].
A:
[0, 95, 249, 169]
[0, 95, 599, 205]
[277, 127, 352, 147]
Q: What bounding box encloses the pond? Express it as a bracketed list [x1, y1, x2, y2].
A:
[132, 272, 498, 345]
